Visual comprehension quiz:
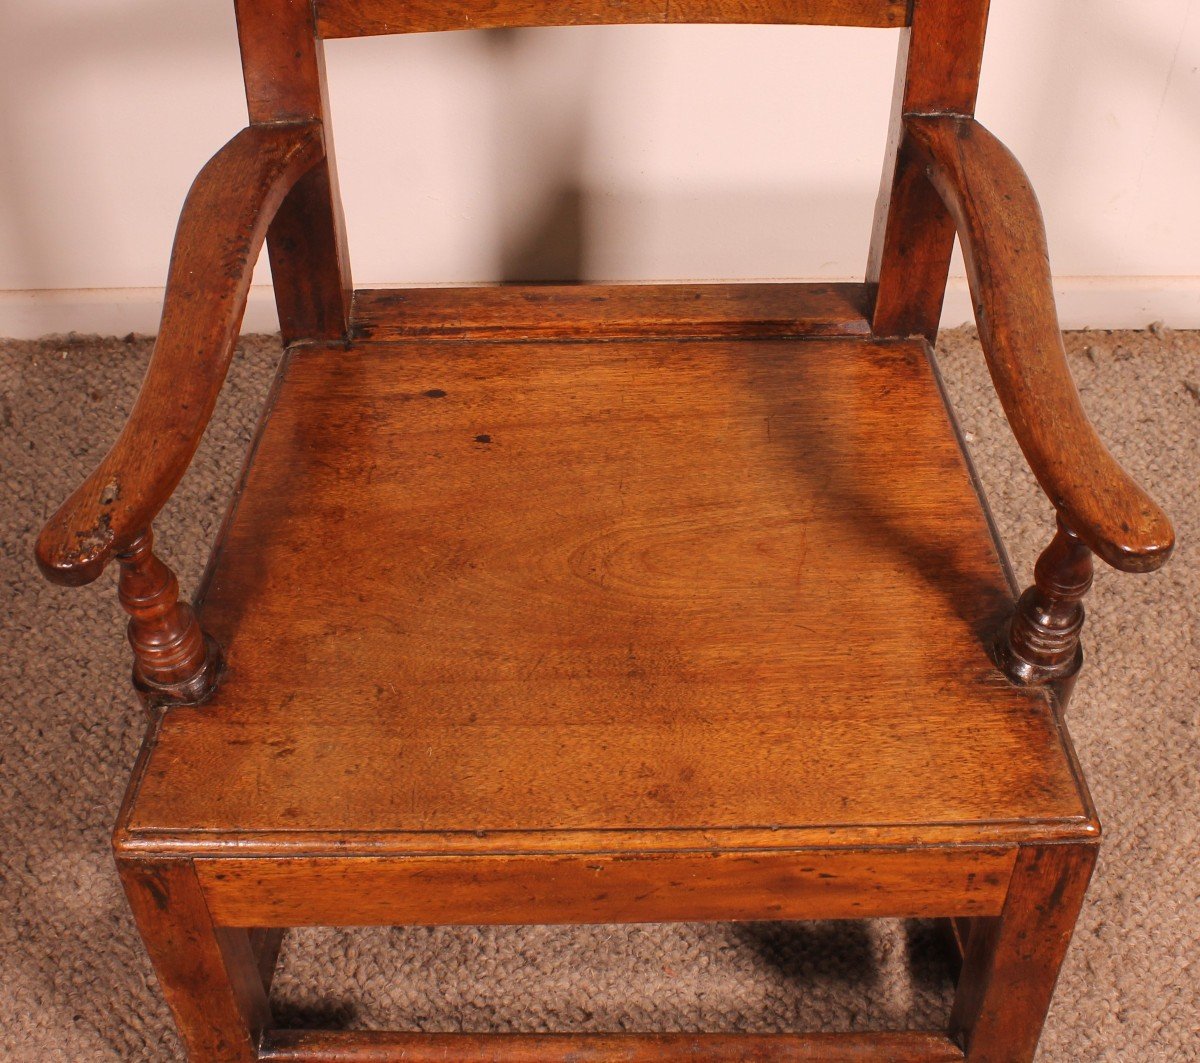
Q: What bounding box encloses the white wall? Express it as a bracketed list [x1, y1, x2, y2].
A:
[2, 0, 1197, 336]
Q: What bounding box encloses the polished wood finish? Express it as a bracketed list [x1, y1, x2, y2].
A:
[117, 529, 221, 707]
[192, 848, 1018, 928]
[907, 115, 1174, 573]
[35, 123, 324, 587]
[119, 334, 1091, 851]
[317, 0, 908, 38]
[261, 1030, 966, 1061]
[37, 1, 1174, 1058]
[352, 282, 873, 342]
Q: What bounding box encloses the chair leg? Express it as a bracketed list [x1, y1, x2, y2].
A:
[949, 843, 1097, 1062]
[118, 857, 270, 1062]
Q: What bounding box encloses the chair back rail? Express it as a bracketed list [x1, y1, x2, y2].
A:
[316, 0, 910, 38]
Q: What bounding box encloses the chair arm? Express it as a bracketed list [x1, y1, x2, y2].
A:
[36, 122, 325, 586]
[905, 115, 1174, 573]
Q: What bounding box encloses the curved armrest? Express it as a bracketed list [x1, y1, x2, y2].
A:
[36, 122, 325, 586]
[906, 115, 1174, 573]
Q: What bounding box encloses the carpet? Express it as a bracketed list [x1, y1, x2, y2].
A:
[1, 325, 1196, 1060]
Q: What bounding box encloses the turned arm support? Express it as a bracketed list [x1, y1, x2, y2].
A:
[36, 122, 326, 587]
[905, 115, 1174, 574]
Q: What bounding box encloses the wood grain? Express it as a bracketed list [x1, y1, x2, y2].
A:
[669, 0, 908, 27]
[194, 848, 1017, 927]
[907, 115, 1174, 572]
[35, 123, 323, 586]
[123, 334, 1091, 848]
[236, 0, 328, 122]
[260, 1030, 965, 1061]
[42, 0, 1141, 1056]
[317, 0, 908, 38]
[351, 282, 873, 341]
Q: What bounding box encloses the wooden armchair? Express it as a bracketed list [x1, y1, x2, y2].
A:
[37, 1, 1173, 1060]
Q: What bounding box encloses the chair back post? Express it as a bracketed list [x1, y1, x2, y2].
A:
[234, 0, 353, 344]
[868, 0, 992, 341]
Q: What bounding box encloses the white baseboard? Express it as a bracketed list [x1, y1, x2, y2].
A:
[939, 276, 1200, 331]
[0, 287, 283, 341]
[2, 277, 1198, 340]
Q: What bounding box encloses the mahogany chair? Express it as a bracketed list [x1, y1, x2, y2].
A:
[37, 1, 1174, 1060]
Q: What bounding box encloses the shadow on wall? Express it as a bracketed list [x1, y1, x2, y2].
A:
[484, 27, 592, 283]
[435, 9, 1200, 287]
[459, 25, 885, 284]
[6, 5, 1198, 295]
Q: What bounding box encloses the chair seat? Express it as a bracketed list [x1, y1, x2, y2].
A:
[122, 326, 1093, 855]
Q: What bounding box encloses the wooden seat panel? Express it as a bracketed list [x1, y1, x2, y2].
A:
[125, 331, 1091, 848]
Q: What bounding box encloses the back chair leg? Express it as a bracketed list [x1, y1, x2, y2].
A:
[118, 858, 269, 1063]
[950, 843, 1097, 1063]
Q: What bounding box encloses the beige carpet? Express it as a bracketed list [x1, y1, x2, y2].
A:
[1, 326, 1196, 1061]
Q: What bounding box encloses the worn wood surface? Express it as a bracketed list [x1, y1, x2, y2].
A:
[193, 848, 1017, 927]
[121, 332, 1091, 850]
[950, 843, 1098, 1062]
[317, 0, 908, 38]
[35, 123, 323, 587]
[352, 282, 872, 341]
[117, 859, 268, 1063]
[260, 1030, 965, 1061]
[908, 115, 1174, 572]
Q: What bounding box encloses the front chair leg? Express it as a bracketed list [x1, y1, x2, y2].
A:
[118, 858, 269, 1063]
[117, 527, 222, 706]
[995, 517, 1094, 695]
[950, 843, 1097, 1062]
